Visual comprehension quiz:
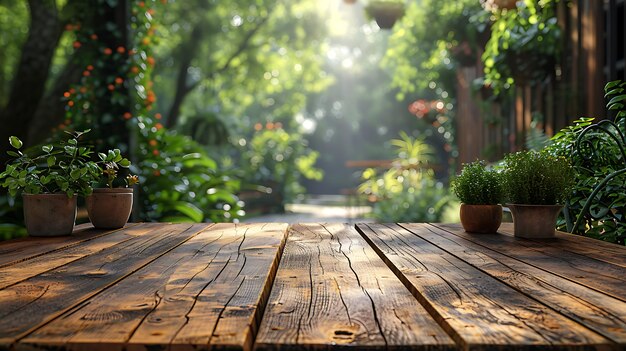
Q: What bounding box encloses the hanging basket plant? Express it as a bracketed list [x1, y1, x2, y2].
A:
[365, 0, 406, 30]
[481, 0, 518, 12]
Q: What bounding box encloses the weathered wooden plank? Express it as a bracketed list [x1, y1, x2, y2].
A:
[435, 222, 626, 302]
[0, 223, 209, 350]
[18, 223, 288, 351]
[402, 223, 626, 346]
[356, 223, 612, 350]
[0, 223, 140, 268]
[496, 222, 626, 268]
[0, 224, 158, 290]
[255, 223, 454, 351]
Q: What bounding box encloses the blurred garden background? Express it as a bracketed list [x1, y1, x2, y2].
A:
[1, 0, 624, 242]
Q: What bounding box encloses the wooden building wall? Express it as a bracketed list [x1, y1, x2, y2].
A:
[455, 0, 625, 165]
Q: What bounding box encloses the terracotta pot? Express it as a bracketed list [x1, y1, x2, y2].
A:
[22, 193, 77, 236]
[460, 204, 502, 233]
[86, 188, 133, 229]
[507, 204, 563, 239]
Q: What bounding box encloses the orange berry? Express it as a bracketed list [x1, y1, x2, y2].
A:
[63, 91, 71, 98]
[90, 34, 98, 40]
[82, 70, 90, 77]
[79, 86, 87, 94]
[123, 112, 132, 120]
[147, 56, 155, 66]
[69, 88, 76, 94]
[153, 170, 161, 176]
[149, 139, 157, 146]
[138, 1, 145, 7]
[116, 46, 125, 53]
[68, 101, 74, 107]
[154, 113, 162, 120]
[65, 24, 74, 31]
[152, 149, 159, 156]
[155, 123, 163, 130]
[87, 65, 94, 71]
[131, 66, 140, 74]
[73, 41, 81, 49]
[107, 84, 115, 91]
[142, 38, 150, 46]
[115, 77, 124, 84]
[104, 48, 113, 55]
[254, 123, 262, 131]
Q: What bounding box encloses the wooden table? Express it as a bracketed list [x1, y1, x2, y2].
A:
[1, 222, 625, 351]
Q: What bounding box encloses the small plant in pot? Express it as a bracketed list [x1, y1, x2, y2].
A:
[451, 161, 504, 233]
[0, 131, 99, 236]
[86, 149, 138, 229]
[502, 150, 574, 238]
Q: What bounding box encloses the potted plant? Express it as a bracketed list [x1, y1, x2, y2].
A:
[86, 149, 138, 229]
[365, 0, 406, 30]
[0, 131, 99, 236]
[502, 150, 574, 238]
[451, 160, 504, 233]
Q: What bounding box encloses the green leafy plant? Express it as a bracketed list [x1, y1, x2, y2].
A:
[543, 81, 626, 243]
[452, 160, 503, 205]
[359, 132, 451, 222]
[483, 0, 560, 91]
[95, 149, 135, 188]
[239, 128, 323, 212]
[137, 131, 243, 223]
[0, 130, 99, 197]
[501, 150, 574, 205]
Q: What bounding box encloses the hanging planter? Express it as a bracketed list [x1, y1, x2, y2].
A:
[480, 0, 517, 12]
[365, 0, 406, 30]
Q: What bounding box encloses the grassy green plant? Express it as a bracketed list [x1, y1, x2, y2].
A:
[0, 130, 99, 197]
[358, 132, 451, 222]
[452, 161, 503, 205]
[502, 150, 574, 205]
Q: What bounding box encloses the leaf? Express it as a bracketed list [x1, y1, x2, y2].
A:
[70, 169, 82, 180]
[42, 145, 53, 153]
[170, 201, 204, 222]
[608, 94, 626, 105]
[47, 156, 56, 168]
[605, 80, 621, 90]
[7, 151, 20, 157]
[9, 136, 22, 149]
[118, 158, 131, 167]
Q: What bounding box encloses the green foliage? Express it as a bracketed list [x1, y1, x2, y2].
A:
[358, 133, 451, 222]
[136, 131, 243, 223]
[239, 128, 323, 208]
[96, 148, 132, 188]
[501, 150, 574, 205]
[0, 131, 100, 197]
[0, 1, 28, 107]
[452, 161, 503, 205]
[483, 0, 561, 92]
[544, 81, 626, 244]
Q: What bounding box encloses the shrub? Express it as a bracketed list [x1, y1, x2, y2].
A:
[359, 132, 451, 222]
[501, 150, 574, 205]
[451, 161, 503, 205]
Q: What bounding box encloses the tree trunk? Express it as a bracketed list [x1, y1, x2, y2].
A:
[0, 0, 62, 166]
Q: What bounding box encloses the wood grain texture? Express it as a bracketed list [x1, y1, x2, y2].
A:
[255, 223, 454, 351]
[496, 222, 626, 268]
[0, 223, 139, 268]
[436, 222, 626, 302]
[0, 223, 209, 350]
[404, 223, 626, 346]
[0, 224, 153, 290]
[18, 223, 288, 351]
[356, 223, 612, 350]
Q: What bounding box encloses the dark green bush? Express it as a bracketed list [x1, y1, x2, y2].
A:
[451, 161, 503, 205]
